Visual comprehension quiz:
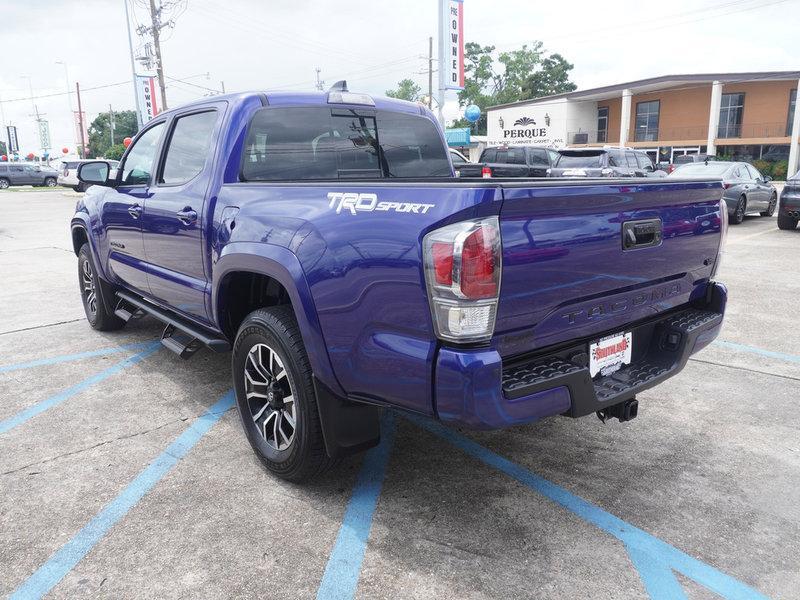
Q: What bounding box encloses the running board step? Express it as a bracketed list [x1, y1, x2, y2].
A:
[114, 299, 146, 323]
[115, 290, 231, 354]
[161, 324, 203, 359]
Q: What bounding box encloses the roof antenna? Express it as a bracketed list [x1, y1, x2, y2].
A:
[328, 80, 348, 92]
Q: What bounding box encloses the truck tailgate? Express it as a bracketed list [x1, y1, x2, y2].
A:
[493, 180, 723, 358]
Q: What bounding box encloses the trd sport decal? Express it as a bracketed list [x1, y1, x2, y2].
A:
[328, 192, 435, 215]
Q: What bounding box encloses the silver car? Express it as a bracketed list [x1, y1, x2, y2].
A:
[668, 161, 777, 225]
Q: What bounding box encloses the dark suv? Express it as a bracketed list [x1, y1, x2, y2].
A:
[778, 170, 800, 230]
[0, 163, 59, 189]
[458, 145, 560, 178]
[548, 148, 666, 178]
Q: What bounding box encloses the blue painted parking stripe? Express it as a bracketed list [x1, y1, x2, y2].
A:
[408, 414, 768, 600]
[317, 412, 395, 600]
[0, 342, 161, 435]
[10, 390, 235, 600]
[626, 544, 688, 600]
[0, 341, 157, 374]
[713, 340, 800, 364]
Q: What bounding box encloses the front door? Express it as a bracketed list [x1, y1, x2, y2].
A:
[141, 108, 220, 323]
[101, 121, 166, 294]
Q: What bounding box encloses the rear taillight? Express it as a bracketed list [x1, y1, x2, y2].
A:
[711, 199, 728, 278]
[722, 182, 731, 189]
[481, 166, 492, 178]
[423, 217, 501, 342]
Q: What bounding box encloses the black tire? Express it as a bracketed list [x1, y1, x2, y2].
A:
[777, 213, 798, 230]
[75, 182, 88, 192]
[0, 178, 9, 189]
[232, 306, 335, 482]
[77, 243, 126, 331]
[731, 196, 746, 225]
[44, 177, 57, 187]
[761, 193, 777, 217]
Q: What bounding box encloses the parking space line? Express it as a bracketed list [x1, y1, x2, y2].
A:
[9, 390, 235, 600]
[316, 412, 396, 600]
[0, 342, 161, 435]
[408, 414, 768, 600]
[713, 340, 800, 364]
[0, 340, 157, 374]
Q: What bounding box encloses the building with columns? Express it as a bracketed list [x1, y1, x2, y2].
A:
[486, 71, 800, 176]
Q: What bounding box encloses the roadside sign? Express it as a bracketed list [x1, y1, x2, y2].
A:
[37, 120, 51, 150]
[440, 0, 464, 91]
[135, 75, 160, 124]
[6, 126, 19, 153]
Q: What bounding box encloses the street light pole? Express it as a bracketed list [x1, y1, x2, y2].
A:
[124, 0, 144, 130]
[56, 61, 76, 152]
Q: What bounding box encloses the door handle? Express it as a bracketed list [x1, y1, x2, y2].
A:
[176, 208, 198, 225]
[128, 204, 142, 219]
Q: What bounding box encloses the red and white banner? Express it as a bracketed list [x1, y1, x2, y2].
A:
[135, 75, 160, 124]
[443, 0, 464, 90]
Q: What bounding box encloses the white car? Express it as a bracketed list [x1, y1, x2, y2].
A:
[58, 159, 119, 191]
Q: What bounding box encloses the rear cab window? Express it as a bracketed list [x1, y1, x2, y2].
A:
[241, 107, 450, 181]
[555, 151, 605, 168]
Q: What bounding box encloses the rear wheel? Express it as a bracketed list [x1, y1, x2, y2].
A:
[761, 193, 777, 217]
[77, 243, 125, 331]
[44, 177, 57, 187]
[731, 196, 746, 225]
[232, 306, 335, 482]
[777, 213, 798, 230]
[0, 178, 9, 189]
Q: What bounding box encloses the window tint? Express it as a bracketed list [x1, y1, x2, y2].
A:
[450, 152, 466, 164]
[161, 112, 217, 185]
[555, 152, 604, 168]
[241, 107, 450, 181]
[529, 149, 549, 166]
[746, 164, 761, 180]
[121, 122, 165, 185]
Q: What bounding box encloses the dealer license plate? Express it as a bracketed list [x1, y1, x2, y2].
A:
[589, 332, 632, 378]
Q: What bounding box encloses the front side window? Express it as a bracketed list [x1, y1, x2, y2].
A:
[597, 107, 609, 143]
[634, 100, 659, 142]
[718, 93, 744, 138]
[787, 89, 797, 136]
[120, 122, 165, 185]
[160, 111, 217, 185]
[241, 107, 450, 181]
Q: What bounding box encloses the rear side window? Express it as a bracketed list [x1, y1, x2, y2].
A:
[241, 107, 449, 181]
[506, 148, 526, 165]
[625, 152, 637, 167]
[529, 149, 549, 166]
[636, 153, 654, 170]
[160, 111, 217, 185]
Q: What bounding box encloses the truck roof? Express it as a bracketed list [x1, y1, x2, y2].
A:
[157, 90, 428, 117]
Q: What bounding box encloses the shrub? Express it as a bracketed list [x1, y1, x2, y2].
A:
[753, 159, 771, 177]
[771, 160, 788, 180]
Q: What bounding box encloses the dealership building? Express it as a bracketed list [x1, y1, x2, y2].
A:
[486, 71, 800, 173]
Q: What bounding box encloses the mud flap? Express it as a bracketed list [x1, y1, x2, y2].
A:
[314, 377, 381, 458]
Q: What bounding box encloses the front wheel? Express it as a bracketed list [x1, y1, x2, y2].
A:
[777, 213, 798, 230]
[78, 243, 125, 331]
[232, 306, 335, 482]
[731, 196, 746, 225]
[761, 194, 777, 217]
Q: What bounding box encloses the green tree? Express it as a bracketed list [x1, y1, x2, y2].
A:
[87, 110, 138, 158]
[386, 79, 422, 102]
[453, 42, 577, 134]
[104, 143, 127, 161]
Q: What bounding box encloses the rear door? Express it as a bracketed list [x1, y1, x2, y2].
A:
[141, 106, 221, 323]
[100, 120, 166, 294]
[9, 165, 25, 185]
[745, 164, 769, 208]
[527, 148, 550, 177]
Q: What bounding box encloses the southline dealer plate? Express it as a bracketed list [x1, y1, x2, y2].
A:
[589, 332, 632, 378]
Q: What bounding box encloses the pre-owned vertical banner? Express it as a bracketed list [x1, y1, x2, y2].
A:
[135, 75, 160, 124]
[6, 126, 19, 153]
[443, 0, 464, 90]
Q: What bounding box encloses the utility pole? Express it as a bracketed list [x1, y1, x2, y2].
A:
[315, 68, 325, 91]
[427, 37, 434, 109]
[109, 104, 116, 146]
[220, 81, 226, 94]
[124, 0, 144, 130]
[76, 82, 87, 159]
[148, 0, 168, 111]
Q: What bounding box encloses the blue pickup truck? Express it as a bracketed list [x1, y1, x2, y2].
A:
[71, 84, 728, 481]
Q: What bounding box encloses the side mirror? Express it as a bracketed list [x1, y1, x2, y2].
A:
[77, 161, 114, 187]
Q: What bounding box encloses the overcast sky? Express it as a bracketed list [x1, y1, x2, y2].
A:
[1, 0, 797, 156]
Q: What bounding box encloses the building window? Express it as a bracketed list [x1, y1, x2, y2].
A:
[787, 89, 797, 136]
[634, 100, 659, 142]
[718, 93, 744, 138]
[597, 107, 608, 143]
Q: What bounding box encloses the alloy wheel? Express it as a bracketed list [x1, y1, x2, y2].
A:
[244, 343, 297, 452]
[0, 180, 8, 189]
[81, 259, 97, 316]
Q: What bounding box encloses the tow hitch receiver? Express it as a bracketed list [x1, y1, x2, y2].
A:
[597, 398, 639, 423]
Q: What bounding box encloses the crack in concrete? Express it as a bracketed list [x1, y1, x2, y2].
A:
[689, 357, 800, 383]
[0, 319, 84, 336]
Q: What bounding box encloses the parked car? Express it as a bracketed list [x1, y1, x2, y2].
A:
[70, 87, 727, 481]
[458, 145, 559, 178]
[0, 163, 59, 189]
[59, 159, 119, 191]
[548, 147, 666, 178]
[668, 161, 777, 224]
[778, 169, 799, 230]
[667, 153, 717, 173]
[449, 148, 469, 176]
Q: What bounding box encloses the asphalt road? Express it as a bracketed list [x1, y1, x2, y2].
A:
[0, 188, 798, 599]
